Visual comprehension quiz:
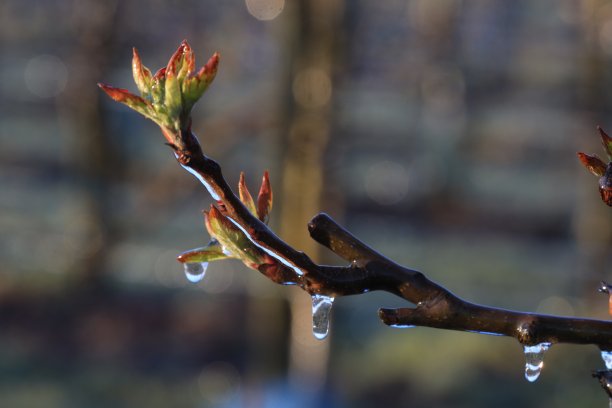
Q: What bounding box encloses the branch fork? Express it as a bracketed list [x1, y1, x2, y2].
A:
[99, 41, 612, 392]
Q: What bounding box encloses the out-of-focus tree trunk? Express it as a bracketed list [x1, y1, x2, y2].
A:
[59, 0, 119, 289]
[277, 0, 345, 395]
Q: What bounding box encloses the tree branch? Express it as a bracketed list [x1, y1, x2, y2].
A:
[171, 127, 612, 349]
[100, 40, 612, 401]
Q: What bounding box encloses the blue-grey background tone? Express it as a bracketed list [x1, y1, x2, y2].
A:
[1, 0, 611, 407]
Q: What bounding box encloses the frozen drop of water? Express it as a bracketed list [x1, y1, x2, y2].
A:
[184, 262, 208, 283]
[601, 350, 612, 370]
[523, 342, 551, 382]
[311, 294, 334, 340]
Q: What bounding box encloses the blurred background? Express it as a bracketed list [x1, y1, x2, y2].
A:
[1, 0, 612, 406]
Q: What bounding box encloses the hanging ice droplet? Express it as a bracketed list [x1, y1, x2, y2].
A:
[311, 294, 334, 340]
[601, 350, 612, 370]
[183, 262, 208, 283]
[523, 342, 551, 382]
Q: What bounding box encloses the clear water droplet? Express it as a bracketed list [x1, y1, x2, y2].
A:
[523, 342, 551, 382]
[184, 262, 208, 283]
[311, 294, 334, 340]
[602, 350, 612, 370]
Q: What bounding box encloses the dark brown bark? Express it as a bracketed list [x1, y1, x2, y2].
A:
[168, 128, 612, 349]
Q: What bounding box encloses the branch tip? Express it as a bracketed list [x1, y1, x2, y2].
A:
[378, 308, 416, 327]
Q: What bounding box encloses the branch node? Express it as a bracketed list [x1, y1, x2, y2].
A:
[516, 320, 538, 345]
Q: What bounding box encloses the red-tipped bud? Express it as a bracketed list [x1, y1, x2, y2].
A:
[132, 48, 152, 96]
[179, 40, 195, 80]
[98, 83, 135, 102]
[99, 41, 219, 134]
[577, 152, 607, 177]
[166, 42, 185, 77]
[598, 126, 612, 161]
[194, 52, 220, 84]
[239, 172, 257, 216]
[204, 52, 220, 76]
[257, 170, 273, 222]
[98, 83, 155, 121]
[153, 67, 166, 81]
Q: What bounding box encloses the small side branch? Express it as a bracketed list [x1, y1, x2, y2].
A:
[308, 213, 612, 347]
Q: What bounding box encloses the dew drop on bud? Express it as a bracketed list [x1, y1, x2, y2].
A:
[311, 294, 334, 340]
[523, 342, 551, 382]
[183, 262, 208, 283]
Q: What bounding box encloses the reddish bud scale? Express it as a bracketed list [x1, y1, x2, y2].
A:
[153, 67, 166, 81]
[257, 170, 273, 222]
[206, 205, 233, 235]
[166, 43, 185, 76]
[176, 253, 190, 263]
[193, 53, 220, 84]
[598, 126, 612, 159]
[205, 53, 220, 74]
[577, 152, 607, 177]
[183, 45, 195, 75]
[97, 83, 145, 105]
[132, 48, 151, 78]
[238, 172, 257, 216]
[132, 47, 142, 66]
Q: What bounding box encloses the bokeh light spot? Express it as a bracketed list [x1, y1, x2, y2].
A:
[364, 161, 410, 205]
[245, 0, 285, 21]
[24, 54, 68, 98]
